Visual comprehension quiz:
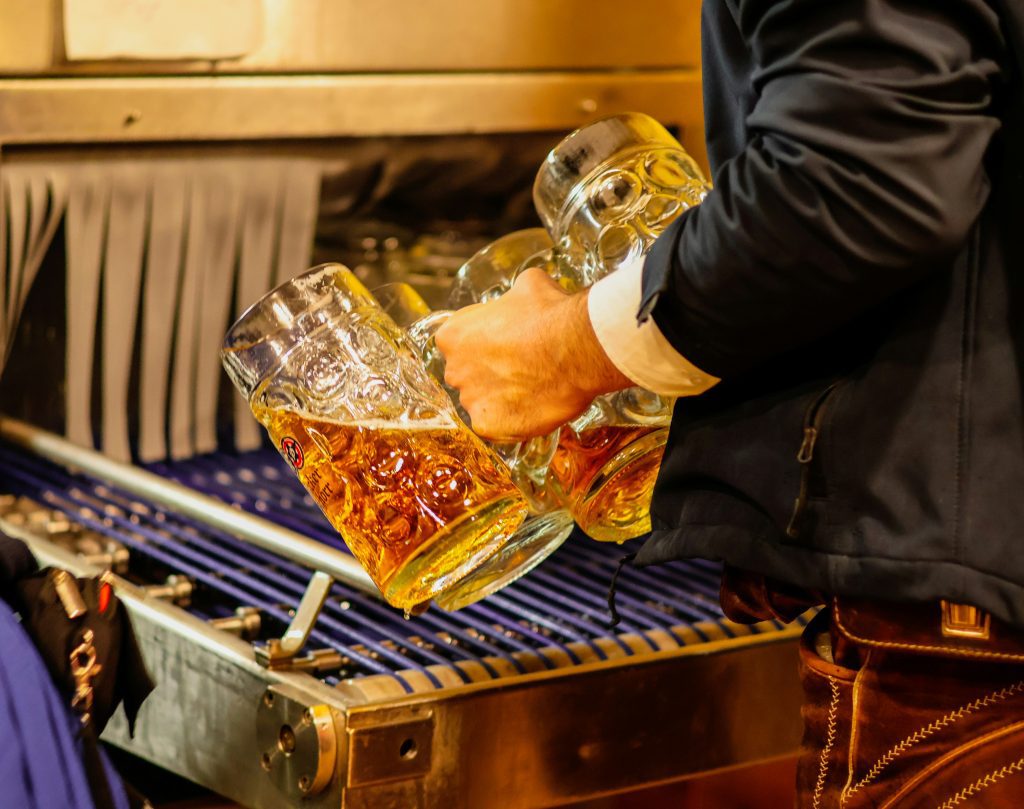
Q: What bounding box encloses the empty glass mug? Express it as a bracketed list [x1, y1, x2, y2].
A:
[533, 111, 710, 284]
[373, 280, 574, 611]
[447, 227, 582, 308]
[532, 113, 711, 541]
[222, 264, 528, 609]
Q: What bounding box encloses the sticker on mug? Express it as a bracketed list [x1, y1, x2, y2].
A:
[280, 436, 304, 470]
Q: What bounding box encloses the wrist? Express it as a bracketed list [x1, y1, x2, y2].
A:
[560, 290, 633, 402]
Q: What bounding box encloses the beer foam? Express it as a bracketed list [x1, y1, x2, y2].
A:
[345, 416, 460, 431]
[278, 408, 460, 431]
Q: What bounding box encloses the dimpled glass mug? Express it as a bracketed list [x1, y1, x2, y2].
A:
[373, 277, 574, 611]
[533, 111, 710, 285]
[221, 264, 528, 610]
[532, 112, 711, 541]
[447, 227, 582, 307]
[447, 227, 669, 542]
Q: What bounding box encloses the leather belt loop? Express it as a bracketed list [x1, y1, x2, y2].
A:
[831, 597, 1024, 662]
[941, 600, 992, 641]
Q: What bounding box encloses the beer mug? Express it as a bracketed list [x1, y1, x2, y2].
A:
[532, 113, 710, 541]
[447, 227, 582, 308]
[533, 111, 710, 285]
[447, 228, 665, 542]
[549, 391, 672, 542]
[222, 264, 529, 610]
[373, 281, 574, 611]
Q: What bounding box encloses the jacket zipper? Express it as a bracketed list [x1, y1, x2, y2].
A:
[786, 383, 838, 539]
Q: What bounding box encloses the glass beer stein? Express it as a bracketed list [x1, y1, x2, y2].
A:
[549, 390, 672, 542]
[222, 264, 528, 610]
[447, 227, 582, 308]
[446, 227, 666, 542]
[532, 113, 711, 541]
[373, 280, 574, 611]
[533, 111, 710, 285]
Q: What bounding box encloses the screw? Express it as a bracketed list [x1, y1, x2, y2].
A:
[278, 725, 296, 755]
[260, 753, 272, 772]
[263, 691, 274, 708]
[298, 775, 311, 793]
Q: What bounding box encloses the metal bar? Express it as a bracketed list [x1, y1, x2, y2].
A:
[0, 71, 702, 145]
[0, 415, 378, 595]
[152, 460, 334, 540]
[2, 524, 356, 809]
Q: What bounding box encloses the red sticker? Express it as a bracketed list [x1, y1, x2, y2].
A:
[98, 582, 112, 614]
[281, 436, 304, 470]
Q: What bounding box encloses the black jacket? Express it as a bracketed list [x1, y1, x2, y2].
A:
[640, 0, 1024, 625]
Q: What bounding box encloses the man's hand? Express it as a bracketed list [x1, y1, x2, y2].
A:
[435, 268, 633, 440]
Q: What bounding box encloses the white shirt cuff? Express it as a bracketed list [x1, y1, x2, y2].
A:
[587, 255, 720, 397]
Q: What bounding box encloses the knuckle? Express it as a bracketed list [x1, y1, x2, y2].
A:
[513, 267, 537, 288]
[473, 418, 497, 440]
[512, 266, 560, 299]
[433, 325, 452, 354]
[519, 266, 548, 286]
[443, 367, 464, 390]
[461, 400, 482, 426]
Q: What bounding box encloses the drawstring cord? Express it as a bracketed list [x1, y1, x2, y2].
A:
[606, 552, 638, 628]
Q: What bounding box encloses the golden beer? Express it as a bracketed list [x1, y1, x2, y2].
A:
[548, 425, 668, 542]
[254, 405, 527, 608]
[528, 115, 703, 541]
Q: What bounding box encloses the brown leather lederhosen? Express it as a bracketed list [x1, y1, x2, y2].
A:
[720, 568, 1024, 808]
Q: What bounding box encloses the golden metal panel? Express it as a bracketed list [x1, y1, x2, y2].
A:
[0, 72, 703, 145]
[0, 0, 700, 74]
[341, 633, 803, 808]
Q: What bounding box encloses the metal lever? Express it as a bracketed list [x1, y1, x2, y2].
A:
[280, 571, 334, 656]
[257, 571, 334, 668]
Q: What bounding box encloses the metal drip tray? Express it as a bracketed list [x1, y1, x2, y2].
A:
[0, 429, 806, 808]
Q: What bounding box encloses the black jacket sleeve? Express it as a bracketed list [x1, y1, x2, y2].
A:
[643, 0, 1005, 378]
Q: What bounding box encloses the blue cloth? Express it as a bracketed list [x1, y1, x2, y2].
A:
[0, 600, 128, 809]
